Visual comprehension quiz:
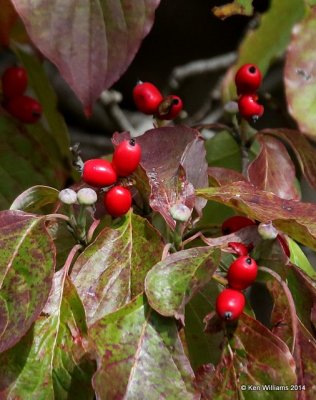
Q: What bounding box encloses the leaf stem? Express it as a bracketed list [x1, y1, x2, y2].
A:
[212, 273, 227, 286]
[64, 244, 83, 275]
[45, 213, 70, 223]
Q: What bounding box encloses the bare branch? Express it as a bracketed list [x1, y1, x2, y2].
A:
[169, 52, 236, 89]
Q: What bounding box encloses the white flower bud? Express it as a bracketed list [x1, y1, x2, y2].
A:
[170, 204, 192, 222]
[258, 221, 278, 240]
[77, 188, 98, 205]
[58, 189, 77, 205]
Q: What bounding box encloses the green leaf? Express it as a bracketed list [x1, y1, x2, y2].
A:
[212, 0, 254, 19]
[286, 264, 316, 335]
[184, 282, 224, 370]
[198, 314, 297, 399]
[71, 212, 164, 325]
[0, 115, 68, 209]
[205, 131, 242, 172]
[194, 200, 235, 228]
[0, 211, 55, 353]
[285, 8, 316, 139]
[10, 185, 59, 213]
[145, 247, 220, 322]
[11, 0, 161, 111]
[15, 47, 71, 158]
[288, 238, 316, 279]
[0, 266, 95, 399]
[196, 181, 316, 250]
[46, 220, 77, 271]
[248, 135, 300, 200]
[89, 295, 197, 400]
[222, 0, 306, 100]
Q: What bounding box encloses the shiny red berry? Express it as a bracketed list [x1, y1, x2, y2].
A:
[133, 81, 163, 115]
[235, 63, 262, 94]
[112, 139, 142, 177]
[228, 242, 249, 257]
[238, 94, 264, 122]
[227, 255, 258, 290]
[82, 159, 117, 187]
[222, 216, 256, 235]
[5, 95, 42, 123]
[104, 186, 132, 217]
[2, 66, 28, 99]
[216, 289, 245, 321]
[157, 95, 183, 120]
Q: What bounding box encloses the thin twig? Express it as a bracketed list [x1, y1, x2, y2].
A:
[99, 90, 137, 136]
[169, 52, 237, 89]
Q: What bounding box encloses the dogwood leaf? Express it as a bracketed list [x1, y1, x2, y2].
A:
[71, 212, 163, 325]
[11, 0, 161, 111]
[0, 211, 55, 353]
[197, 181, 316, 250]
[145, 247, 220, 322]
[248, 135, 300, 200]
[89, 295, 198, 399]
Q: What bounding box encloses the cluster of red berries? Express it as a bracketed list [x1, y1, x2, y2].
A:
[82, 139, 141, 217]
[1, 66, 42, 123]
[133, 81, 183, 120]
[216, 216, 258, 321]
[235, 63, 264, 122]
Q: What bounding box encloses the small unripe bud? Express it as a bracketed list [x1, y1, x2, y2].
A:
[59, 189, 77, 205]
[77, 188, 98, 205]
[224, 101, 238, 114]
[258, 221, 278, 240]
[170, 204, 192, 222]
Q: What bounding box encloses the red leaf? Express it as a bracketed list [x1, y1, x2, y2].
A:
[262, 129, 316, 191]
[248, 135, 300, 200]
[198, 314, 296, 398]
[0, 0, 18, 46]
[11, 0, 161, 110]
[208, 167, 246, 186]
[113, 127, 208, 229]
[197, 181, 316, 250]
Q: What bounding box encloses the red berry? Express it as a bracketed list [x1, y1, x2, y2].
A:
[112, 139, 142, 177]
[157, 95, 183, 120]
[216, 289, 245, 321]
[235, 63, 262, 94]
[82, 159, 117, 187]
[227, 255, 258, 290]
[238, 94, 264, 122]
[2, 66, 28, 99]
[104, 186, 132, 217]
[228, 242, 249, 257]
[5, 95, 42, 123]
[133, 81, 163, 115]
[222, 216, 256, 235]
